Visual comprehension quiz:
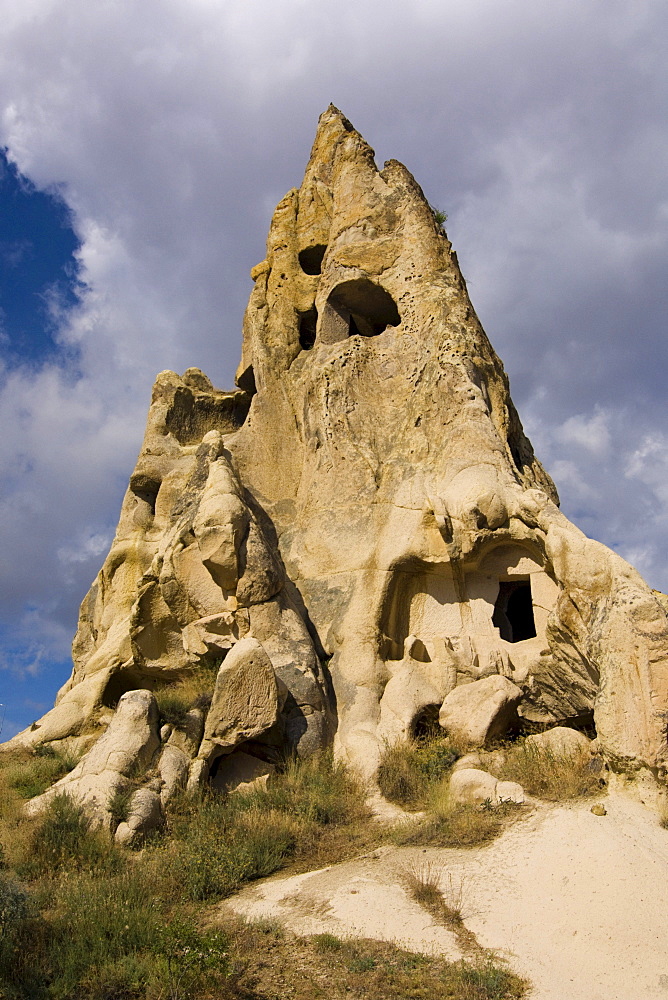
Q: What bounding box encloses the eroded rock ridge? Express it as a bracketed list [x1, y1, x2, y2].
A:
[6, 106, 668, 834]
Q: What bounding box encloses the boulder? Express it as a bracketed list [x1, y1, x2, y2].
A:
[449, 767, 524, 806]
[439, 676, 523, 747]
[496, 780, 525, 804]
[525, 726, 592, 757]
[210, 750, 275, 793]
[197, 637, 278, 763]
[114, 785, 164, 846]
[25, 689, 161, 828]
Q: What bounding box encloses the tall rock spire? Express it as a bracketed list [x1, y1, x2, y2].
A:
[5, 109, 667, 834]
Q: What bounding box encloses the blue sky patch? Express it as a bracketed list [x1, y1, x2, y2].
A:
[0, 150, 82, 366]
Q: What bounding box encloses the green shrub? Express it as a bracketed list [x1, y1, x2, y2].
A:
[167, 796, 300, 901]
[238, 751, 367, 826]
[455, 956, 525, 999]
[377, 741, 426, 807]
[377, 735, 462, 808]
[47, 872, 160, 998]
[76, 953, 155, 1000]
[17, 794, 120, 879]
[0, 871, 29, 951]
[313, 932, 344, 952]
[107, 785, 135, 825]
[155, 918, 230, 999]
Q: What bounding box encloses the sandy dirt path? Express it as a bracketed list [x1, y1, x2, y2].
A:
[225, 794, 668, 1000]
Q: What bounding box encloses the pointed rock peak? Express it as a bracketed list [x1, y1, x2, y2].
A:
[8, 107, 668, 833]
[321, 104, 356, 133]
[303, 105, 377, 186]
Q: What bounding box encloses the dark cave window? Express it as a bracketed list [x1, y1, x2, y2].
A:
[493, 580, 536, 643]
[298, 306, 318, 350]
[236, 364, 257, 395]
[298, 244, 327, 275]
[411, 704, 441, 740]
[130, 475, 160, 515]
[321, 278, 401, 343]
[102, 671, 146, 709]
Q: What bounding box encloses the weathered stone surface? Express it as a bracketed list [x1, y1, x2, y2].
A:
[198, 637, 279, 762]
[25, 689, 161, 827]
[439, 676, 523, 747]
[525, 726, 592, 757]
[114, 786, 163, 846]
[496, 780, 525, 804]
[210, 750, 275, 793]
[449, 767, 524, 806]
[5, 106, 668, 808]
[449, 767, 499, 805]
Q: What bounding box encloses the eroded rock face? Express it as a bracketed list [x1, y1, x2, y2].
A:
[5, 106, 668, 804]
[439, 676, 523, 747]
[25, 689, 161, 828]
[198, 636, 279, 765]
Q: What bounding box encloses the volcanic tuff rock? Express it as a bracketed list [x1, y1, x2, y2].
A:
[5, 106, 668, 828]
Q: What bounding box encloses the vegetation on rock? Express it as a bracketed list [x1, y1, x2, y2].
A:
[0, 749, 527, 999]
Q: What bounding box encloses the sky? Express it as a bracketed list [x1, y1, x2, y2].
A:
[0, 0, 666, 739]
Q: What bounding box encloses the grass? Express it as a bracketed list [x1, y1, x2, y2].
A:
[107, 785, 135, 825]
[377, 730, 524, 848]
[154, 664, 220, 727]
[159, 751, 371, 901]
[232, 921, 526, 999]
[5, 746, 79, 801]
[404, 861, 464, 927]
[15, 793, 121, 881]
[490, 739, 602, 801]
[0, 745, 529, 999]
[377, 731, 464, 809]
[402, 861, 481, 956]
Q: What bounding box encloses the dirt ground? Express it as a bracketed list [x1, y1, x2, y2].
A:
[224, 793, 668, 1000]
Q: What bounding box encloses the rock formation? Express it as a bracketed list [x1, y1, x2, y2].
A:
[5, 106, 668, 831]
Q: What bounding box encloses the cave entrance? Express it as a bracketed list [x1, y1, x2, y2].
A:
[298, 244, 327, 275]
[492, 580, 536, 643]
[320, 278, 401, 344]
[298, 306, 318, 350]
[410, 704, 441, 740]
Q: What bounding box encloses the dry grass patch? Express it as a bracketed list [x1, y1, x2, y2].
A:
[392, 781, 521, 849]
[377, 732, 465, 809]
[154, 663, 220, 727]
[491, 740, 602, 801]
[402, 861, 482, 956]
[231, 919, 527, 1000]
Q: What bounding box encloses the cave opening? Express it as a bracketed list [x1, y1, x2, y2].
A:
[102, 670, 149, 709]
[298, 244, 327, 275]
[298, 306, 318, 350]
[236, 364, 256, 395]
[410, 704, 441, 740]
[493, 580, 536, 643]
[130, 474, 160, 516]
[320, 278, 401, 343]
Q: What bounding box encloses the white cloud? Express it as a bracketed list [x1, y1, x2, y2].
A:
[555, 410, 612, 457]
